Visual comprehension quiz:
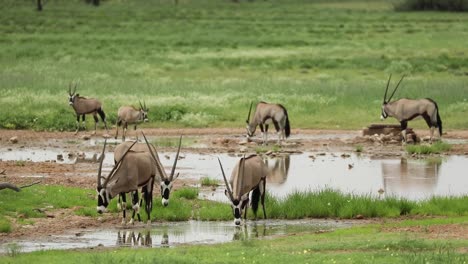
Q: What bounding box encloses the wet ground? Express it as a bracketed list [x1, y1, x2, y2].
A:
[1, 128, 468, 252]
[1, 219, 356, 253]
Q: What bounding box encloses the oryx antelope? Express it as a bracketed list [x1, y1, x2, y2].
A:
[381, 75, 443, 143]
[218, 155, 268, 226]
[114, 133, 182, 207]
[246, 101, 291, 145]
[115, 101, 149, 141]
[68, 82, 109, 135]
[96, 139, 157, 224]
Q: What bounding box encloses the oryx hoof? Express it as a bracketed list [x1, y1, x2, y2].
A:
[121, 219, 127, 225]
[129, 218, 134, 225]
[92, 131, 96, 135]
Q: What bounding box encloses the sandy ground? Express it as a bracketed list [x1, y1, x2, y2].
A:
[0, 128, 467, 242]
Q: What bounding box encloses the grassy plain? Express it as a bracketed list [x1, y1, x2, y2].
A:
[1, 0, 468, 131]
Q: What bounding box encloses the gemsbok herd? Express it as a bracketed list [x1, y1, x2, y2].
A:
[66, 76, 442, 226]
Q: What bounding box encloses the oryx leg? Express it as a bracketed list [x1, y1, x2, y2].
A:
[75, 115, 80, 134]
[142, 184, 152, 224]
[263, 124, 269, 145]
[92, 113, 99, 135]
[422, 114, 435, 143]
[129, 191, 141, 224]
[81, 115, 86, 131]
[243, 196, 250, 221]
[400, 121, 408, 144]
[118, 193, 128, 225]
[134, 124, 139, 141]
[123, 122, 128, 141]
[260, 178, 267, 219]
[272, 120, 281, 145]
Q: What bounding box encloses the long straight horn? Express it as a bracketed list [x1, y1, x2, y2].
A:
[237, 155, 246, 200]
[139, 100, 143, 110]
[246, 102, 253, 123]
[68, 82, 72, 96]
[73, 82, 77, 95]
[218, 157, 234, 201]
[144, 101, 147, 110]
[387, 75, 406, 102]
[383, 74, 392, 103]
[97, 139, 107, 188]
[142, 131, 166, 180]
[169, 135, 182, 181]
[103, 140, 137, 186]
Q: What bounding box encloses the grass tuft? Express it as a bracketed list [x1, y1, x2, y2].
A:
[406, 142, 452, 155]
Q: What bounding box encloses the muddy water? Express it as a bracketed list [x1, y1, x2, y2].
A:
[1, 219, 353, 253]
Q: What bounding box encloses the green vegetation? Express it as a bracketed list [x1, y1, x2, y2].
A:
[200, 177, 219, 187]
[1, 216, 467, 263]
[355, 145, 364, 152]
[406, 141, 452, 154]
[1, 0, 468, 131]
[1, 185, 467, 233]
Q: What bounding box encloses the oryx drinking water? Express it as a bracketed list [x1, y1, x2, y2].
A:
[96, 139, 157, 224]
[115, 101, 149, 141]
[114, 133, 182, 207]
[246, 101, 291, 145]
[380, 75, 443, 143]
[68, 82, 109, 135]
[218, 155, 268, 226]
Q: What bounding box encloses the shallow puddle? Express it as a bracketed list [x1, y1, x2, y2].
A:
[1, 145, 467, 200]
[1, 219, 353, 253]
[181, 153, 468, 201]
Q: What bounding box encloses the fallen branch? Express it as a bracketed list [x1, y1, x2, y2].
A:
[20, 181, 41, 189]
[0, 183, 21, 192]
[0, 181, 41, 192]
[0, 169, 5, 175]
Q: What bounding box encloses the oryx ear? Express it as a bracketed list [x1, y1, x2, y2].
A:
[173, 172, 180, 181]
[76, 93, 80, 97]
[224, 189, 228, 197]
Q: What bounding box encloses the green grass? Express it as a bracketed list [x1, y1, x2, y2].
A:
[1, 216, 467, 263]
[406, 141, 452, 154]
[1, 0, 468, 131]
[2, 185, 466, 233]
[200, 177, 219, 187]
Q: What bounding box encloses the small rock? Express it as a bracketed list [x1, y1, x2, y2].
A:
[348, 164, 354, 169]
[355, 214, 364, 219]
[57, 154, 64, 161]
[164, 155, 170, 160]
[46, 214, 55, 218]
[378, 188, 385, 195]
[265, 150, 273, 156]
[341, 153, 351, 158]
[238, 140, 248, 145]
[81, 135, 91, 140]
[239, 147, 248, 153]
[9, 136, 18, 144]
[317, 153, 326, 156]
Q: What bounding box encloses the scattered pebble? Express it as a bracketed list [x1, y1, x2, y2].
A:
[9, 136, 18, 144]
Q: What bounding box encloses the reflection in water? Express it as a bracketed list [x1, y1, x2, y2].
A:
[117, 230, 152, 247]
[381, 158, 440, 198]
[4, 220, 354, 253]
[265, 155, 290, 185]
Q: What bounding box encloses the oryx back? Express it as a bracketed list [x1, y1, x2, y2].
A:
[117, 106, 145, 124]
[107, 152, 156, 198]
[72, 97, 103, 115]
[230, 154, 268, 198]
